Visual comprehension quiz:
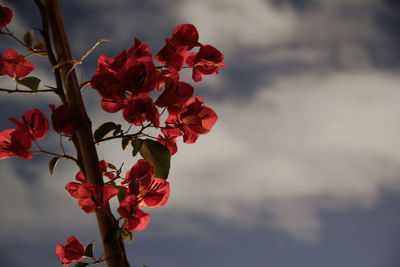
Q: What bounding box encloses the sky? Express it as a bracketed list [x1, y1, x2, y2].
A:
[1, 0, 400, 266]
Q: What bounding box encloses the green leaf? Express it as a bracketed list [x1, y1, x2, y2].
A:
[33, 41, 47, 56]
[139, 139, 171, 180]
[116, 186, 126, 202]
[94, 122, 118, 143]
[121, 228, 130, 241]
[74, 262, 89, 267]
[121, 137, 131, 150]
[128, 231, 134, 243]
[131, 138, 143, 157]
[107, 162, 117, 170]
[48, 156, 60, 175]
[83, 241, 95, 259]
[16, 76, 41, 92]
[112, 125, 122, 136]
[23, 30, 34, 48]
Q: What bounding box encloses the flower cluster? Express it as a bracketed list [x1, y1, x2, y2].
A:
[0, 8, 224, 265]
[91, 23, 223, 154]
[0, 109, 48, 159]
[65, 160, 119, 213]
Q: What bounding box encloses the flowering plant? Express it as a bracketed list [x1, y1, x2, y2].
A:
[0, 2, 224, 266]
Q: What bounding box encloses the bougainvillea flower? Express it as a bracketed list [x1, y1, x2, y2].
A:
[137, 178, 170, 208]
[67, 183, 118, 214]
[0, 129, 33, 160]
[120, 59, 160, 96]
[155, 24, 200, 71]
[9, 108, 49, 140]
[99, 159, 115, 180]
[56, 236, 86, 266]
[186, 44, 226, 82]
[170, 24, 200, 52]
[126, 38, 153, 61]
[91, 39, 160, 111]
[166, 96, 218, 143]
[157, 127, 182, 155]
[117, 195, 150, 231]
[66, 160, 114, 198]
[0, 5, 13, 32]
[49, 104, 81, 136]
[122, 94, 160, 128]
[154, 39, 185, 71]
[156, 80, 194, 114]
[122, 159, 154, 191]
[0, 48, 34, 78]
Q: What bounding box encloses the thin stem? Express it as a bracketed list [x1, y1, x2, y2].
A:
[0, 88, 55, 94]
[59, 134, 66, 155]
[95, 122, 153, 144]
[33, 0, 66, 104]
[4, 26, 33, 51]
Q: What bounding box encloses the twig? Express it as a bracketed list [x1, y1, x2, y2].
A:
[0, 87, 55, 94]
[52, 39, 110, 78]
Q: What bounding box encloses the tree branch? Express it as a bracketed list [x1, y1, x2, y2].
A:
[0, 87, 55, 94]
[41, 1, 130, 266]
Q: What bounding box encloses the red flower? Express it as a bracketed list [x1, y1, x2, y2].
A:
[186, 44, 226, 82]
[0, 48, 34, 78]
[157, 127, 182, 155]
[49, 104, 81, 136]
[154, 39, 185, 71]
[0, 129, 33, 160]
[70, 183, 118, 214]
[0, 5, 13, 32]
[99, 160, 115, 180]
[171, 24, 200, 52]
[117, 195, 150, 231]
[166, 96, 218, 143]
[90, 39, 161, 113]
[156, 80, 194, 114]
[137, 178, 170, 208]
[66, 160, 115, 198]
[56, 236, 85, 266]
[122, 159, 154, 190]
[124, 160, 170, 208]
[9, 108, 49, 140]
[155, 24, 200, 71]
[122, 94, 160, 127]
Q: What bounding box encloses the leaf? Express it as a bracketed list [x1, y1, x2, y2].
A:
[112, 125, 122, 136]
[131, 138, 143, 157]
[83, 241, 95, 259]
[121, 228, 130, 241]
[139, 139, 171, 180]
[107, 162, 117, 170]
[33, 41, 47, 56]
[48, 156, 60, 175]
[128, 231, 134, 243]
[94, 122, 118, 143]
[74, 262, 89, 267]
[116, 186, 126, 202]
[121, 137, 131, 150]
[23, 30, 34, 48]
[16, 76, 41, 92]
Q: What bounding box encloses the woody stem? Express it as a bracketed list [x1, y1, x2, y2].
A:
[40, 0, 130, 266]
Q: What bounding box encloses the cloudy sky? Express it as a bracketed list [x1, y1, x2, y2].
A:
[1, 0, 400, 266]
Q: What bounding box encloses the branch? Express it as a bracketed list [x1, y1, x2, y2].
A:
[0, 87, 55, 94]
[33, 0, 66, 104]
[42, 1, 130, 266]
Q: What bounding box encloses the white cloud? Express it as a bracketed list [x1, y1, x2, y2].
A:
[155, 70, 400, 241]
